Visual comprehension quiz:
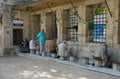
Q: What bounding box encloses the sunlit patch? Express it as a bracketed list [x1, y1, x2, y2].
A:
[33, 74, 38, 78]
[61, 74, 73, 78]
[50, 69, 58, 72]
[21, 70, 54, 78]
[21, 71, 34, 78]
[34, 66, 38, 68]
[61, 74, 66, 77]
[57, 78, 68, 79]
[37, 71, 53, 78]
[78, 77, 87, 79]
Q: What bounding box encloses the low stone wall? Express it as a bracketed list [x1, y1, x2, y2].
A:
[3, 48, 16, 56]
[110, 48, 120, 63]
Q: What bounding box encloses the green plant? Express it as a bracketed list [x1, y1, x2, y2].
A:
[95, 7, 107, 15]
[88, 22, 94, 29]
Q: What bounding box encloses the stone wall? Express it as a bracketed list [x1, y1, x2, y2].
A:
[0, 27, 4, 56]
[14, 0, 120, 47]
[2, 4, 12, 48]
[12, 0, 120, 61]
[0, 3, 13, 56]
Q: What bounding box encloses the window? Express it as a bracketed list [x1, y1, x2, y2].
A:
[69, 13, 78, 41]
[62, 9, 78, 41]
[93, 14, 106, 42]
[87, 4, 107, 43]
[46, 12, 57, 40]
[65, 9, 78, 41]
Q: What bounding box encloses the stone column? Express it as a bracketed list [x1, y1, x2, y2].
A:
[106, 0, 119, 48]
[20, 11, 32, 40]
[78, 4, 86, 46]
[0, 27, 4, 56]
[3, 3, 12, 47]
[41, 12, 46, 32]
[0, 3, 13, 56]
[56, 10, 63, 42]
[112, 0, 119, 46]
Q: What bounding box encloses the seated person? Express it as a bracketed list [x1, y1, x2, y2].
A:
[20, 38, 29, 53]
[93, 44, 106, 60]
[35, 40, 40, 55]
[20, 38, 29, 48]
[58, 41, 68, 59]
[29, 38, 36, 54]
[49, 39, 58, 55]
[93, 44, 111, 67]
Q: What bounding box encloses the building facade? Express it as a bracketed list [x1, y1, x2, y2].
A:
[0, 0, 120, 64]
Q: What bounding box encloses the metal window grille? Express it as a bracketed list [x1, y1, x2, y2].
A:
[93, 14, 106, 42]
[70, 14, 78, 41]
[87, 5, 107, 43]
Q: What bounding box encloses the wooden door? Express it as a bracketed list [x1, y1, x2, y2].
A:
[13, 29, 23, 45]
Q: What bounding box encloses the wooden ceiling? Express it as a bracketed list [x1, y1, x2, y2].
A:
[15, 0, 85, 11]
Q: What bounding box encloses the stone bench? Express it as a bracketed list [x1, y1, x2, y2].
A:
[20, 47, 30, 53]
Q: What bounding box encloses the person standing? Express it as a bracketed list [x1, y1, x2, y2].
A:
[37, 29, 46, 55]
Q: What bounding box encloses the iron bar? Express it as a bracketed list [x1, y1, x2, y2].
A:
[104, 0, 112, 17]
[69, 0, 81, 21]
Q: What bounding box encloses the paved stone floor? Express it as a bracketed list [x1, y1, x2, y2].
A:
[0, 56, 119, 79]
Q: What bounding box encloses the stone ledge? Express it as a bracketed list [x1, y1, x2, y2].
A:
[3, 48, 17, 56]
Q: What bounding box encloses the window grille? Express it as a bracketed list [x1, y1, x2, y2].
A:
[93, 14, 106, 42]
[69, 12, 78, 41]
[87, 5, 107, 43]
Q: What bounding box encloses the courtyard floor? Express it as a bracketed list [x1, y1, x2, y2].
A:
[0, 54, 120, 79]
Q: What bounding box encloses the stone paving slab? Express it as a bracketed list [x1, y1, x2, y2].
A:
[0, 55, 119, 79]
[18, 53, 120, 77]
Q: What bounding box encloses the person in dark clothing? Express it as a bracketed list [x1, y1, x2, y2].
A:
[20, 38, 29, 53]
[20, 38, 29, 48]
